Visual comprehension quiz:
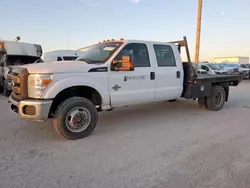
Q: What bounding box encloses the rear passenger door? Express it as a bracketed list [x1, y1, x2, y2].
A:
[153, 44, 183, 101]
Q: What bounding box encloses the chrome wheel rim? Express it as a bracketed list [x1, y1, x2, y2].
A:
[215, 91, 223, 106]
[65, 107, 91, 133]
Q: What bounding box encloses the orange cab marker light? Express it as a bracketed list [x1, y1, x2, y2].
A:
[193, 80, 197, 84]
[0, 41, 4, 48]
[120, 38, 124, 40]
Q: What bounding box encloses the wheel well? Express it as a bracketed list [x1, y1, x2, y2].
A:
[49, 86, 102, 116]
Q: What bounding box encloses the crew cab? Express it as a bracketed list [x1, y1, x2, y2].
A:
[9, 37, 242, 140]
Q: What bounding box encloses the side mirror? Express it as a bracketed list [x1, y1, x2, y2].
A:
[112, 55, 134, 71]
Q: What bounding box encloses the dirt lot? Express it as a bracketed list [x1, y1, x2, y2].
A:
[1, 81, 250, 188]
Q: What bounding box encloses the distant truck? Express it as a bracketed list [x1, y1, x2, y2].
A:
[43, 50, 83, 62]
[0, 38, 43, 96]
[9, 36, 242, 140]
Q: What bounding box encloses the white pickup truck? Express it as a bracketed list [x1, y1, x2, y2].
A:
[9, 37, 242, 140]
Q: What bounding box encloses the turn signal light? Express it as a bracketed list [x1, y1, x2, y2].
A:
[41, 79, 52, 87]
[0, 41, 4, 48]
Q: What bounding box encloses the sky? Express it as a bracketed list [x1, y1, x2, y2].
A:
[1, 0, 250, 61]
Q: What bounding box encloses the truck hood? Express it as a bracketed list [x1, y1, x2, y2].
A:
[19, 61, 106, 74]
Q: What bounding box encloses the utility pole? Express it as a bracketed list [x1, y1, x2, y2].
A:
[194, 0, 203, 71]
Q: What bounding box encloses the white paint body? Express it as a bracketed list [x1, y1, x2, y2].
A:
[21, 40, 185, 109]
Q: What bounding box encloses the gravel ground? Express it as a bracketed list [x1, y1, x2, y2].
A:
[1, 81, 250, 188]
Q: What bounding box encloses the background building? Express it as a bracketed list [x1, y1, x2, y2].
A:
[214, 56, 249, 64]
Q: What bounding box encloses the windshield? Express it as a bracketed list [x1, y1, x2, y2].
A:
[4, 55, 41, 66]
[207, 63, 221, 70]
[76, 42, 123, 63]
[246, 64, 250, 68]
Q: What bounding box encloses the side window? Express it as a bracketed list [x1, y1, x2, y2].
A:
[57, 57, 62, 61]
[153, 44, 176, 67]
[117, 43, 150, 67]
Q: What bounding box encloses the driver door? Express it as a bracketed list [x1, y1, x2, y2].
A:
[109, 42, 155, 107]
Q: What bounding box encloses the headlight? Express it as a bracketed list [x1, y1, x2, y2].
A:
[28, 74, 53, 98]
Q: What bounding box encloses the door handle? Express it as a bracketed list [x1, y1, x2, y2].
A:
[150, 72, 155, 80]
[176, 71, 181, 78]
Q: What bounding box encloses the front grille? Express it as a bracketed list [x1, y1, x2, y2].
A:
[11, 67, 29, 100]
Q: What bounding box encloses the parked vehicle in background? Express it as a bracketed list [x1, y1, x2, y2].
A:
[0, 38, 43, 96]
[221, 63, 250, 79]
[240, 64, 250, 78]
[43, 50, 85, 62]
[217, 64, 240, 75]
[191, 63, 207, 74]
[9, 36, 243, 140]
[198, 63, 235, 75]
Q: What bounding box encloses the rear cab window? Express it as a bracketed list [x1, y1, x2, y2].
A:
[153, 44, 176, 67]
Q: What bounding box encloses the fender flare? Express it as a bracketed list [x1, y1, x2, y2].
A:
[41, 77, 109, 105]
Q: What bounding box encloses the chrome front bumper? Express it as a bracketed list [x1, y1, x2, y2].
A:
[9, 94, 53, 121]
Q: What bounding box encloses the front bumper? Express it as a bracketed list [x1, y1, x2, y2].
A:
[9, 94, 53, 121]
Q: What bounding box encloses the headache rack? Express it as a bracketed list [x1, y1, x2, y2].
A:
[167, 36, 191, 64]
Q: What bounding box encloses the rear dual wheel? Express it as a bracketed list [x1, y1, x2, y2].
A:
[198, 86, 226, 111]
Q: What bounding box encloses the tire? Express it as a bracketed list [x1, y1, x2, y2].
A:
[205, 86, 226, 111]
[168, 99, 177, 102]
[198, 97, 207, 109]
[53, 97, 98, 140]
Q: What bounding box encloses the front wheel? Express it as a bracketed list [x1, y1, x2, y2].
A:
[53, 97, 98, 140]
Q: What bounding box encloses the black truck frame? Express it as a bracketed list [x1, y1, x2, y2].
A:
[168, 36, 243, 111]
